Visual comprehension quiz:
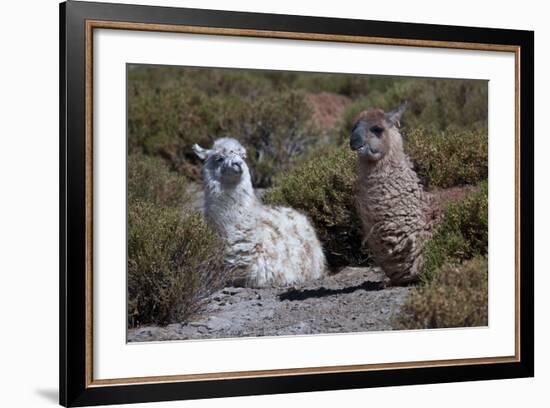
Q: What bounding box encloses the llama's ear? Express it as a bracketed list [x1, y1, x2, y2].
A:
[192, 144, 210, 160]
[385, 100, 408, 127]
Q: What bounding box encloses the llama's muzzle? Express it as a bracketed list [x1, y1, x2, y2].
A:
[230, 161, 243, 174]
[350, 131, 365, 152]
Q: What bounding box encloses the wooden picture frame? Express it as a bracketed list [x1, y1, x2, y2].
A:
[60, 1, 534, 406]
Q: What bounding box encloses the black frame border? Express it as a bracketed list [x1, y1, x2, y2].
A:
[60, 1, 534, 406]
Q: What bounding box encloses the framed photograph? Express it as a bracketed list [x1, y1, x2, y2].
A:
[60, 1, 534, 406]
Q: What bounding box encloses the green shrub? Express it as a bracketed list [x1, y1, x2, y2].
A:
[128, 201, 229, 327]
[264, 144, 369, 267]
[129, 66, 488, 190]
[393, 256, 488, 329]
[128, 65, 323, 187]
[421, 181, 488, 283]
[338, 78, 488, 140]
[288, 73, 395, 98]
[127, 152, 229, 327]
[404, 126, 488, 188]
[127, 153, 189, 207]
[128, 77, 237, 165]
[240, 90, 323, 187]
[128, 65, 275, 100]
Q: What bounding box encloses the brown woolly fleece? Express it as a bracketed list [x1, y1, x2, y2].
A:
[355, 122, 436, 284]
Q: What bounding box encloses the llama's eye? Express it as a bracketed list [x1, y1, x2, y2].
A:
[370, 126, 384, 136]
[216, 157, 224, 163]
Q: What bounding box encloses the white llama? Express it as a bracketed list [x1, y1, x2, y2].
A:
[193, 137, 326, 287]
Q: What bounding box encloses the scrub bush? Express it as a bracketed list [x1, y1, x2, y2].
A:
[421, 181, 488, 283]
[404, 126, 488, 188]
[265, 144, 369, 267]
[127, 153, 189, 207]
[127, 202, 229, 327]
[394, 256, 488, 329]
[338, 78, 488, 139]
[128, 66, 323, 187]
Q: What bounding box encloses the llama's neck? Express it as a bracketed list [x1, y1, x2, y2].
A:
[203, 175, 258, 235]
[357, 130, 424, 206]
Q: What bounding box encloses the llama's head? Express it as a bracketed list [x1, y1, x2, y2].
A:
[350, 101, 408, 162]
[193, 137, 250, 186]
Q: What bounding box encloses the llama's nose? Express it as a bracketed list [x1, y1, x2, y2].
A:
[350, 131, 364, 151]
[231, 161, 243, 173]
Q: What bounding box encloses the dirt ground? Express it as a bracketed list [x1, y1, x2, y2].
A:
[306, 92, 352, 130]
[128, 266, 411, 342]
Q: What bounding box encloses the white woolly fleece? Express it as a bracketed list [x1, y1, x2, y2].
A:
[196, 138, 326, 287]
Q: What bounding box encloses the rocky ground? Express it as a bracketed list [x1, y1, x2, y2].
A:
[128, 266, 411, 342]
